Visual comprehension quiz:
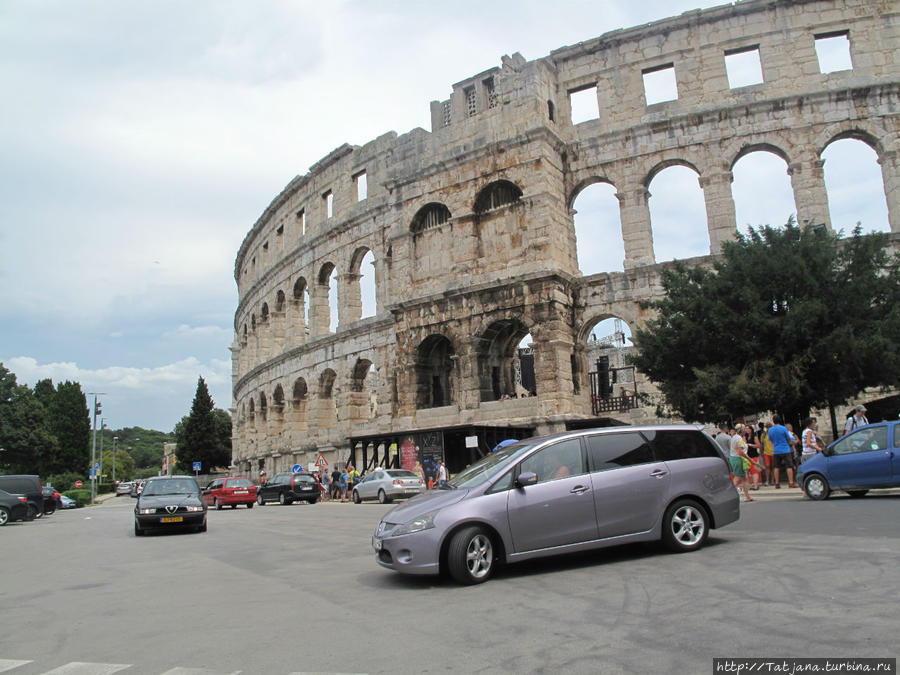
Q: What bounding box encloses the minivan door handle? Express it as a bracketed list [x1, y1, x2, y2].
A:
[649, 469, 668, 479]
[570, 485, 589, 494]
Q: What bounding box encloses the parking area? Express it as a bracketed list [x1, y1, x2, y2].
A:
[1, 492, 898, 674]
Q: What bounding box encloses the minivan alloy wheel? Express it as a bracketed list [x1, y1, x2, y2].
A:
[447, 526, 495, 585]
[662, 499, 708, 552]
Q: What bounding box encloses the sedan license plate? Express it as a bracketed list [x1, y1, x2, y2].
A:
[160, 516, 183, 523]
[372, 537, 383, 551]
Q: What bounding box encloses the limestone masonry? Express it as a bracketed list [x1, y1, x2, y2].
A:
[232, 0, 899, 475]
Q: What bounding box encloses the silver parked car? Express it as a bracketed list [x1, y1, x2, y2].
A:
[372, 425, 740, 585]
[353, 469, 425, 504]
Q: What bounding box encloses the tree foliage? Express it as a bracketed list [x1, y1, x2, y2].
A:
[45, 381, 91, 474]
[0, 365, 58, 474]
[631, 222, 900, 423]
[175, 377, 231, 474]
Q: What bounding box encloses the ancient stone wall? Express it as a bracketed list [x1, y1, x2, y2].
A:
[232, 0, 899, 473]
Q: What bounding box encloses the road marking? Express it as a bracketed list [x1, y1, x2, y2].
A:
[0, 661, 32, 673]
[42, 663, 131, 675]
[160, 670, 241, 675]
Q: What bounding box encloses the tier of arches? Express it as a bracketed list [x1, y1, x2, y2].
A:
[571, 127, 896, 274]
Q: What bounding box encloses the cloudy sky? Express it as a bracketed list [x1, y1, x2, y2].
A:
[0, 1, 889, 432]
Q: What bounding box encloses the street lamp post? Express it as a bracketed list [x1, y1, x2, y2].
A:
[113, 436, 118, 484]
[99, 419, 106, 489]
[88, 392, 105, 504]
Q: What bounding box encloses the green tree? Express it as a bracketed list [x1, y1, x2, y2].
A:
[101, 448, 135, 482]
[175, 377, 230, 473]
[46, 381, 91, 474]
[0, 364, 57, 474]
[631, 222, 900, 424]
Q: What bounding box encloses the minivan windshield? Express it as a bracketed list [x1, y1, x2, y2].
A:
[446, 441, 536, 489]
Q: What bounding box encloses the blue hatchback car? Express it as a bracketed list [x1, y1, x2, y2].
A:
[798, 420, 900, 500]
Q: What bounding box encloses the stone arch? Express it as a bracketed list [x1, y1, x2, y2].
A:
[258, 391, 267, 423]
[643, 158, 703, 188]
[731, 147, 797, 233]
[410, 203, 452, 233]
[272, 290, 286, 353]
[815, 124, 889, 159]
[474, 179, 523, 214]
[581, 315, 639, 402]
[646, 162, 710, 261]
[291, 276, 309, 346]
[570, 178, 625, 274]
[290, 377, 309, 434]
[347, 246, 377, 321]
[314, 262, 338, 334]
[349, 358, 377, 424]
[567, 176, 617, 211]
[475, 318, 533, 401]
[317, 368, 337, 429]
[271, 383, 285, 436]
[821, 136, 891, 234]
[415, 335, 455, 409]
[248, 398, 256, 429]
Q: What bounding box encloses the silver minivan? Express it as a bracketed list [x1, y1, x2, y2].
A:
[372, 425, 740, 584]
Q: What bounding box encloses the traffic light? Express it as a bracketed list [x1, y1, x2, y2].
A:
[95, 401, 102, 416]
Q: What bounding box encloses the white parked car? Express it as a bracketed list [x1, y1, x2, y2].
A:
[352, 469, 425, 504]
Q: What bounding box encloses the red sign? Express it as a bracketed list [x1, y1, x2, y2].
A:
[314, 453, 328, 467]
[75, 480, 83, 488]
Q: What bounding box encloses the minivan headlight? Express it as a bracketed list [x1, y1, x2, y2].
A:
[391, 509, 439, 536]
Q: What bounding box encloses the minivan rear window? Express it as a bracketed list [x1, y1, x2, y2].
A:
[586, 432, 653, 472]
[643, 430, 720, 461]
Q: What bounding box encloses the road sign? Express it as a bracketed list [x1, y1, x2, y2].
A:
[291, 464, 302, 473]
[315, 453, 328, 468]
[75, 480, 83, 488]
[192, 461, 202, 472]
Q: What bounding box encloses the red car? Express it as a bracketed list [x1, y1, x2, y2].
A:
[202, 477, 257, 509]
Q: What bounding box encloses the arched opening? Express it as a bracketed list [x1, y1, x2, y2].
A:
[411, 203, 452, 276]
[474, 180, 523, 214]
[411, 203, 451, 233]
[272, 384, 285, 435]
[291, 377, 308, 434]
[292, 277, 309, 345]
[583, 316, 639, 414]
[348, 247, 377, 321]
[647, 165, 709, 262]
[822, 138, 890, 234]
[350, 358, 377, 422]
[248, 398, 256, 429]
[572, 181, 624, 274]
[732, 149, 797, 235]
[317, 263, 339, 334]
[476, 319, 533, 401]
[318, 369, 337, 429]
[416, 335, 455, 409]
[258, 392, 267, 424]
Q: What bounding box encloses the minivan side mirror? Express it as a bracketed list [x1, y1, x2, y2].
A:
[516, 472, 538, 488]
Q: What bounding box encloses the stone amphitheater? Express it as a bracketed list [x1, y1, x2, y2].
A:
[231, 0, 899, 480]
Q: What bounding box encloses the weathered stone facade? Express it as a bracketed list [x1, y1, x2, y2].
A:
[232, 0, 899, 475]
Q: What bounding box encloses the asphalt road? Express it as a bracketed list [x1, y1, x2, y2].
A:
[1, 490, 898, 675]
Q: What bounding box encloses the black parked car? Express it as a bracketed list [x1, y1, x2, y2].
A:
[0, 488, 30, 525]
[0, 475, 43, 519]
[134, 476, 207, 536]
[42, 485, 61, 515]
[257, 472, 320, 505]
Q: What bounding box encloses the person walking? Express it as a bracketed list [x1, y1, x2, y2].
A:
[801, 417, 826, 463]
[330, 467, 342, 500]
[339, 467, 348, 503]
[728, 424, 755, 503]
[437, 461, 448, 487]
[714, 422, 732, 458]
[743, 424, 762, 490]
[319, 469, 330, 501]
[843, 405, 869, 435]
[768, 415, 798, 488]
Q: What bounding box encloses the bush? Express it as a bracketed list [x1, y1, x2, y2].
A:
[46, 472, 84, 492]
[97, 482, 115, 494]
[63, 488, 92, 507]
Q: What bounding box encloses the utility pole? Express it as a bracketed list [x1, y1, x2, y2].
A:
[88, 392, 105, 504]
[99, 418, 106, 488]
[113, 436, 118, 484]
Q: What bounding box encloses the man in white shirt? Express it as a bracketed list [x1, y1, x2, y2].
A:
[843, 405, 869, 435]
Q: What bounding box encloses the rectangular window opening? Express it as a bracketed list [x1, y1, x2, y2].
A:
[441, 101, 451, 127]
[297, 209, 306, 236]
[724, 46, 764, 88]
[324, 191, 333, 219]
[815, 31, 852, 73]
[643, 64, 678, 105]
[484, 77, 498, 109]
[276, 224, 284, 236]
[569, 85, 599, 125]
[354, 170, 367, 202]
[465, 86, 477, 117]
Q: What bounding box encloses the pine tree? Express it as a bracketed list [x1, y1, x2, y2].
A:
[176, 377, 230, 474]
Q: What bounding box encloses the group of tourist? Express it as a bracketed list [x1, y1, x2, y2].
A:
[717, 405, 868, 502]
